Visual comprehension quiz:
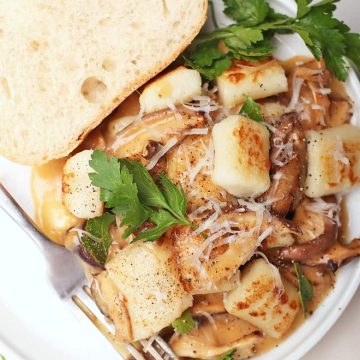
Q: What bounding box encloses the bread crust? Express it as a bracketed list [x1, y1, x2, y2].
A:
[0, 0, 208, 165]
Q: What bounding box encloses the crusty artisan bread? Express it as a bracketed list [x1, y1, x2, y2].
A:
[0, 0, 208, 165]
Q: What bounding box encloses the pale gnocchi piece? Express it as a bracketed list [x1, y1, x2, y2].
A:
[304, 124, 360, 197]
[140, 66, 202, 113]
[102, 242, 193, 342]
[224, 258, 299, 339]
[62, 150, 103, 219]
[215, 59, 288, 107]
[169, 313, 263, 359]
[212, 115, 271, 198]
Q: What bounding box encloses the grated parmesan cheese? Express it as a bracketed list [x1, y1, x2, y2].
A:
[146, 137, 178, 170]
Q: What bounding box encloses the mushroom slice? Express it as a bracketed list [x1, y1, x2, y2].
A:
[170, 212, 260, 294]
[303, 238, 360, 271]
[169, 313, 263, 359]
[258, 112, 306, 216]
[293, 197, 339, 243]
[108, 107, 206, 163]
[166, 133, 230, 210]
[287, 59, 331, 130]
[91, 271, 132, 342]
[265, 217, 338, 266]
[191, 293, 226, 316]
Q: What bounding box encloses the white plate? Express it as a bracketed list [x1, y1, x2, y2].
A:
[0, 1, 360, 359]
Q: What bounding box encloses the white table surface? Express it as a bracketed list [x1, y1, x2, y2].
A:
[1, 1, 359, 359]
[304, 1, 360, 359]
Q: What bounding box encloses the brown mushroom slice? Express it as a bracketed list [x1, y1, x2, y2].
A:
[107, 107, 206, 163]
[287, 59, 331, 130]
[258, 112, 306, 216]
[293, 198, 326, 243]
[265, 217, 338, 266]
[303, 238, 360, 271]
[191, 293, 226, 315]
[166, 133, 231, 210]
[328, 99, 353, 127]
[91, 271, 133, 342]
[170, 212, 259, 294]
[169, 313, 263, 359]
[261, 215, 298, 249]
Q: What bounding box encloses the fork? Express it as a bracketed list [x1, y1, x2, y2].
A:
[0, 182, 176, 360]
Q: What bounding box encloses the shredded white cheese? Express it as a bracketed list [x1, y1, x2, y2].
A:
[146, 137, 178, 170]
[287, 77, 305, 111]
[182, 128, 209, 136]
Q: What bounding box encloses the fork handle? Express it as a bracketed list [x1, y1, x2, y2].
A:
[0, 183, 57, 250]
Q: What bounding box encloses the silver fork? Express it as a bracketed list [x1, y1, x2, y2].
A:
[0, 182, 176, 360]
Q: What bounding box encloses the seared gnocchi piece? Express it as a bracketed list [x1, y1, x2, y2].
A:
[169, 313, 263, 359]
[140, 66, 202, 113]
[215, 59, 288, 107]
[94, 242, 192, 342]
[305, 124, 360, 197]
[212, 115, 271, 198]
[224, 258, 299, 339]
[62, 150, 103, 219]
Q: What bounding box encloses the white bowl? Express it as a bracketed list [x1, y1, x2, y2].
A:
[0, 1, 359, 359]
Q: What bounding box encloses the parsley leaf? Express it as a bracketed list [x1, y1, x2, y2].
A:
[171, 311, 196, 333]
[89, 150, 148, 238]
[218, 349, 236, 360]
[345, 33, 360, 70]
[120, 159, 169, 210]
[80, 213, 115, 265]
[224, 0, 270, 26]
[296, 0, 312, 18]
[239, 96, 264, 122]
[134, 208, 182, 242]
[159, 174, 190, 225]
[293, 4, 349, 80]
[186, 0, 360, 81]
[294, 262, 314, 317]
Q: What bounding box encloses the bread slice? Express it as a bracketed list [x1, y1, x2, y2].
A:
[0, 0, 208, 165]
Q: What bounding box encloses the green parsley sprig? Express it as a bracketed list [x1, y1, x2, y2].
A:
[186, 0, 360, 81]
[80, 150, 195, 265]
[80, 213, 115, 266]
[171, 311, 196, 333]
[239, 96, 264, 122]
[294, 262, 314, 317]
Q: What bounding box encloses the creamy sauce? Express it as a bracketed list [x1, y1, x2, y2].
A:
[279, 56, 313, 74]
[31, 158, 83, 246]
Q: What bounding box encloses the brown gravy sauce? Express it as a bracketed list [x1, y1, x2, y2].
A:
[30, 55, 349, 358]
